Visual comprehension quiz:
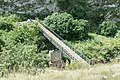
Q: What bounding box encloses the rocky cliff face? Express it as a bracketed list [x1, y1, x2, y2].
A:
[0, 0, 88, 19]
[0, 0, 59, 15]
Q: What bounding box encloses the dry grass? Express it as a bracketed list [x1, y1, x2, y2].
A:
[1, 63, 120, 80]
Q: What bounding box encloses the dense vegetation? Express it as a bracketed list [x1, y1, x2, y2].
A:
[97, 20, 118, 37]
[0, 12, 120, 75]
[0, 0, 120, 77]
[43, 12, 89, 40]
[115, 30, 120, 38]
[43, 12, 120, 64]
[70, 34, 120, 64]
[0, 15, 49, 76]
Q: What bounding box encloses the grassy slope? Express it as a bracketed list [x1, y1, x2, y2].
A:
[1, 63, 120, 80]
[69, 33, 120, 63]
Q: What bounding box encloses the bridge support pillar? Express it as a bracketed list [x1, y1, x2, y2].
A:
[49, 50, 65, 68]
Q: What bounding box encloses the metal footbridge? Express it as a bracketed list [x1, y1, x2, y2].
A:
[31, 20, 91, 65]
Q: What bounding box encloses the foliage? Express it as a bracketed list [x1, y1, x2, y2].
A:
[0, 11, 119, 76]
[86, 0, 120, 32]
[0, 19, 49, 76]
[0, 44, 48, 75]
[72, 19, 89, 39]
[57, 0, 87, 19]
[70, 33, 120, 64]
[115, 30, 120, 38]
[0, 14, 21, 31]
[0, 14, 21, 22]
[43, 12, 89, 40]
[98, 21, 118, 37]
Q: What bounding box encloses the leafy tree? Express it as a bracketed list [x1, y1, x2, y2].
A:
[98, 20, 118, 37]
[43, 12, 89, 40]
[72, 19, 89, 39]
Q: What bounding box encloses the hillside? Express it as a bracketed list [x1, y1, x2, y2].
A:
[0, 9, 120, 79]
[69, 33, 120, 64]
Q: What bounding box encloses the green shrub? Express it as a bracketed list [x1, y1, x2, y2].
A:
[0, 43, 49, 76]
[0, 14, 21, 22]
[72, 19, 89, 39]
[43, 12, 89, 40]
[98, 21, 118, 37]
[98, 46, 120, 63]
[115, 30, 120, 38]
[0, 22, 49, 76]
[70, 33, 120, 64]
[0, 14, 21, 31]
[43, 12, 74, 40]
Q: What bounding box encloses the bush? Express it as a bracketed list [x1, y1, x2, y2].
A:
[0, 14, 21, 22]
[115, 30, 120, 38]
[70, 33, 120, 64]
[72, 19, 89, 39]
[0, 22, 49, 76]
[0, 44, 48, 70]
[0, 14, 21, 31]
[98, 21, 118, 37]
[43, 12, 89, 40]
